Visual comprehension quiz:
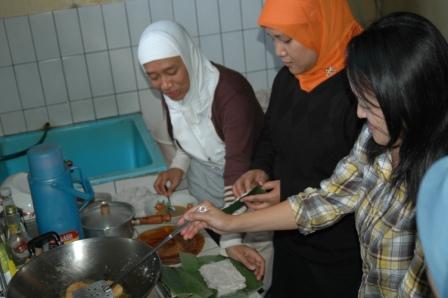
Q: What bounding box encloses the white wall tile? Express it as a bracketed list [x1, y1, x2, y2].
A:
[125, 0, 151, 46]
[139, 88, 169, 142]
[4, 16, 36, 64]
[1, 111, 26, 135]
[63, 55, 92, 100]
[24, 107, 49, 131]
[241, 0, 262, 29]
[219, 0, 242, 32]
[86, 51, 114, 97]
[244, 28, 266, 71]
[267, 68, 278, 88]
[265, 31, 282, 69]
[71, 98, 95, 123]
[114, 174, 158, 194]
[54, 9, 84, 56]
[93, 95, 118, 119]
[222, 31, 245, 73]
[196, 0, 220, 35]
[93, 182, 116, 195]
[78, 5, 107, 53]
[102, 2, 130, 49]
[246, 70, 267, 91]
[0, 67, 21, 113]
[0, 21, 12, 67]
[109, 48, 137, 93]
[132, 46, 150, 90]
[47, 102, 72, 126]
[116, 91, 140, 115]
[14, 63, 45, 109]
[149, 0, 174, 22]
[200, 34, 223, 64]
[173, 0, 198, 36]
[39, 59, 68, 105]
[29, 12, 59, 61]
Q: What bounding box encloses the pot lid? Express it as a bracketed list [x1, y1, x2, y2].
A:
[81, 201, 134, 230]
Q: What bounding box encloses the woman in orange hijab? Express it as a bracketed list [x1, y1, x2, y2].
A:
[230, 0, 364, 297]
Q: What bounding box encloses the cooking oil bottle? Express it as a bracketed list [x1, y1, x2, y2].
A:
[4, 205, 29, 266]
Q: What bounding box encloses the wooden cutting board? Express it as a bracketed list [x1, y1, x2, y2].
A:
[137, 225, 204, 265]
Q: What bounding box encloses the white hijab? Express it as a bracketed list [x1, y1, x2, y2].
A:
[137, 20, 219, 124]
[138, 21, 224, 169]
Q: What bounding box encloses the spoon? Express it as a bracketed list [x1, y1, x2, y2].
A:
[72, 205, 209, 298]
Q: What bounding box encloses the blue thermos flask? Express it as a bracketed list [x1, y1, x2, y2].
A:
[27, 144, 94, 243]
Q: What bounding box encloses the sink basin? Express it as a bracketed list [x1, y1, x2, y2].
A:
[0, 113, 167, 184]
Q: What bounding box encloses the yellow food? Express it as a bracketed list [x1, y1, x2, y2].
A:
[64, 280, 124, 298]
[65, 281, 88, 298]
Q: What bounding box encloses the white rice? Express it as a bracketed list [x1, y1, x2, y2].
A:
[199, 259, 246, 296]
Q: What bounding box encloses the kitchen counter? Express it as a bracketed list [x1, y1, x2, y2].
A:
[135, 221, 262, 298]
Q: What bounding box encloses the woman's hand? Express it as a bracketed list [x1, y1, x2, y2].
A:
[243, 180, 281, 210]
[232, 169, 269, 197]
[226, 245, 265, 280]
[153, 168, 184, 196]
[180, 201, 234, 240]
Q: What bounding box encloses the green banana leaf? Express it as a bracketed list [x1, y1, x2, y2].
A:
[160, 253, 263, 298]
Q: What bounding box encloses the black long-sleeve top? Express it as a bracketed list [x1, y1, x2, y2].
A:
[252, 66, 363, 260]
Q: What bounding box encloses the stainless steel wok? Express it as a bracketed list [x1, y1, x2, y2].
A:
[7, 237, 161, 298]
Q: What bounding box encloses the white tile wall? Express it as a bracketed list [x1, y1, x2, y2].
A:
[62, 55, 92, 100]
[53, 9, 84, 56]
[196, 0, 220, 35]
[14, 63, 45, 108]
[78, 6, 108, 53]
[149, 0, 174, 22]
[4, 16, 36, 64]
[71, 98, 95, 123]
[102, 2, 131, 49]
[85, 51, 114, 97]
[173, 0, 198, 36]
[199, 34, 223, 64]
[0, 21, 12, 66]
[0, 0, 281, 138]
[39, 59, 68, 105]
[0, 67, 21, 113]
[29, 12, 59, 61]
[126, 0, 151, 46]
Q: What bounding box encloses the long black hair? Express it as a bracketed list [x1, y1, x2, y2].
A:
[346, 12, 448, 202]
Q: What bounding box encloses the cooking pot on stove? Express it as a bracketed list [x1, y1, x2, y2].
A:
[81, 200, 135, 238]
[6, 237, 161, 298]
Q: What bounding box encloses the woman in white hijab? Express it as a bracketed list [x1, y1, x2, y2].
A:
[138, 20, 266, 280]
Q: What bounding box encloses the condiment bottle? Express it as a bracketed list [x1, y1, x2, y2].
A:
[0, 236, 15, 286]
[4, 205, 29, 266]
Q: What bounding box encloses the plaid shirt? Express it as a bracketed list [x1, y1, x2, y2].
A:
[289, 125, 431, 297]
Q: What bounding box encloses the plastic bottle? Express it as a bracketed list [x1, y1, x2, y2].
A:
[0, 187, 15, 244]
[0, 187, 14, 209]
[4, 205, 29, 266]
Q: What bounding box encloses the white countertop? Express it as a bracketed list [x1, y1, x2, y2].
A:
[136, 220, 262, 298]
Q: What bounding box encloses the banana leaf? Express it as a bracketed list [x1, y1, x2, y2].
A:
[160, 253, 263, 297]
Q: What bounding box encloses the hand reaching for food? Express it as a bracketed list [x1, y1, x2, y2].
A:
[226, 245, 265, 281]
[153, 168, 184, 196]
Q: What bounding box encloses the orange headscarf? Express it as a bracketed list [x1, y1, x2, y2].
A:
[258, 0, 363, 92]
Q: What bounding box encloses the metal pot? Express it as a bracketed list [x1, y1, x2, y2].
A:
[6, 237, 161, 298]
[81, 200, 135, 238]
